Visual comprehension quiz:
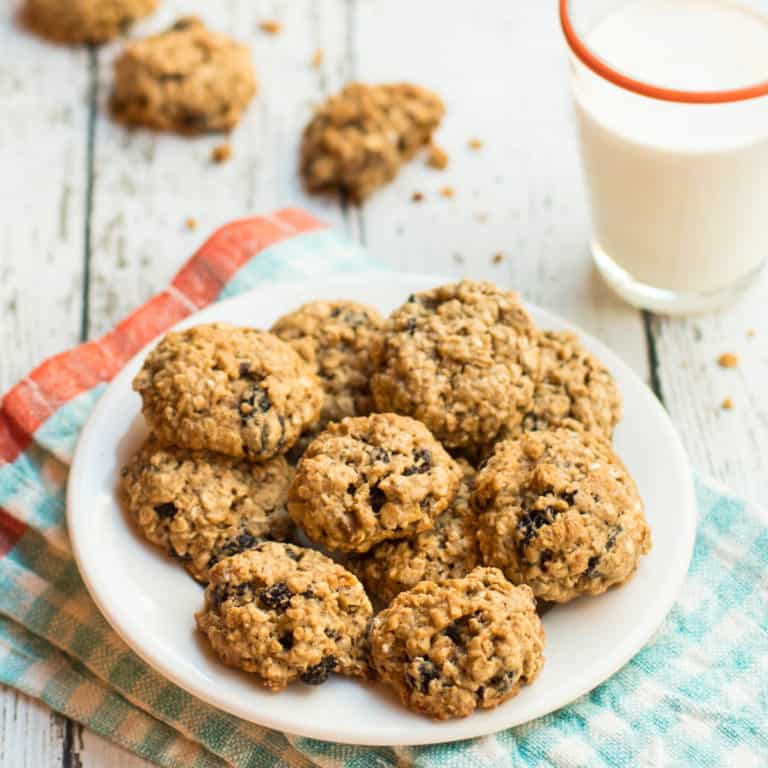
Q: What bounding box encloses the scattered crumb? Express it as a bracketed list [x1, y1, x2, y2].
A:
[411, 191, 424, 203]
[311, 48, 324, 68]
[474, 212, 489, 222]
[259, 20, 282, 35]
[747, 328, 756, 338]
[440, 185, 455, 199]
[185, 217, 197, 231]
[427, 144, 449, 170]
[717, 352, 739, 369]
[468, 138, 483, 150]
[492, 252, 505, 265]
[721, 397, 734, 411]
[211, 143, 232, 164]
[452, 251, 464, 264]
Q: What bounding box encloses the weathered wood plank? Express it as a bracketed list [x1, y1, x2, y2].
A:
[0, 688, 67, 768]
[351, 0, 650, 380]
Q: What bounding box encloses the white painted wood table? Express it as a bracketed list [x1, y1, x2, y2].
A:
[1, 1, 766, 765]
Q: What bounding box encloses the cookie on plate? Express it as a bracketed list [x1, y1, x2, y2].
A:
[369, 567, 545, 719]
[111, 17, 257, 134]
[271, 300, 383, 428]
[301, 82, 445, 202]
[474, 429, 651, 603]
[133, 323, 323, 461]
[371, 281, 538, 450]
[288, 413, 461, 553]
[22, 0, 158, 44]
[196, 542, 372, 690]
[349, 460, 479, 605]
[120, 439, 295, 582]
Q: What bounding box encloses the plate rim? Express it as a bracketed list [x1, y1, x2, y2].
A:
[67, 272, 697, 746]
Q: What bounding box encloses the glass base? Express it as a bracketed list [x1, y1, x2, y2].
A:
[592, 242, 765, 315]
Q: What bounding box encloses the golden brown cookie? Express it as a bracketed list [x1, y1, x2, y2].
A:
[301, 82, 445, 202]
[474, 429, 651, 603]
[369, 567, 545, 719]
[120, 439, 295, 582]
[349, 460, 479, 606]
[288, 413, 461, 553]
[111, 17, 257, 134]
[271, 300, 383, 428]
[371, 281, 538, 450]
[22, 0, 158, 44]
[196, 543, 372, 690]
[133, 323, 323, 461]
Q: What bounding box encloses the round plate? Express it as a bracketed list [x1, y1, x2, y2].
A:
[67, 273, 696, 746]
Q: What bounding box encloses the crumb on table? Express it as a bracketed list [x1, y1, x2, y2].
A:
[492, 252, 504, 264]
[717, 353, 739, 369]
[259, 20, 281, 35]
[440, 186, 455, 199]
[412, 191, 425, 203]
[211, 143, 232, 163]
[427, 144, 448, 170]
[185, 217, 197, 230]
[311, 48, 324, 68]
[722, 397, 734, 410]
[747, 328, 756, 338]
[474, 212, 488, 222]
[468, 138, 483, 150]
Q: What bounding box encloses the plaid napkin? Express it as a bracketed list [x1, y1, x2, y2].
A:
[1, 209, 766, 768]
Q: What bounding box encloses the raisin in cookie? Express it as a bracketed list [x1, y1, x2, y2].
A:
[350, 460, 479, 605]
[301, 82, 444, 202]
[120, 439, 294, 582]
[271, 300, 383, 428]
[369, 567, 545, 719]
[111, 17, 257, 134]
[371, 281, 538, 450]
[474, 429, 651, 603]
[288, 413, 461, 553]
[133, 324, 322, 461]
[22, 0, 158, 44]
[196, 543, 372, 690]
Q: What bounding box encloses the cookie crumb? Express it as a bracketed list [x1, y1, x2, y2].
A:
[427, 145, 448, 170]
[412, 191, 425, 203]
[474, 212, 489, 222]
[440, 186, 455, 199]
[452, 252, 464, 264]
[721, 397, 734, 410]
[211, 143, 232, 164]
[492, 252, 504, 265]
[259, 20, 282, 35]
[717, 353, 738, 369]
[311, 48, 324, 68]
[747, 328, 756, 338]
[185, 217, 197, 231]
[468, 138, 483, 150]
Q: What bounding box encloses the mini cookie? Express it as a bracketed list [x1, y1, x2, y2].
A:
[133, 323, 323, 461]
[369, 567, 545, 719]
[474, 429, 651, 603]
[271, 300, 383, 428]
[111, 17, 257, 134]
[288, 413, 461, 553]
[371, 281, 538, 450]
[23, 0, 158, 44]
[120, 439, 294, 582]
[196, 542, 372, 690]
[301, 82, 445, 202]
[350, 460, 479, 605]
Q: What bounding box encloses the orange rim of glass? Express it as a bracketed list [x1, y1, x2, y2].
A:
[560, 0, 768, 103]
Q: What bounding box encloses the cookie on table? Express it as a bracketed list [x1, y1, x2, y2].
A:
[111, 17, 257, 134]
[271, 300, 384, 428]
[474, 429, 651, 603]
[196, 542, 372, 690]
[369, 567, 545, 719]
[22, 0, 158, 44]
[120, 439, 295, 582]
[349, 460, 479, 606]
[301, 82, 445, 202]
[371, 281, 538, 450]
[133, 323, 323, 461]
[288, 413, 461, 553]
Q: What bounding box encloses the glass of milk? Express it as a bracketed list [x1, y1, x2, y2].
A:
[561, 0, 768, 314]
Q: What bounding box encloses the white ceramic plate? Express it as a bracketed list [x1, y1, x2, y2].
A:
[67, 273, 696, 746]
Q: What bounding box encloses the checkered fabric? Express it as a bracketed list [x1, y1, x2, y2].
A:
[0, 209, 766, 767]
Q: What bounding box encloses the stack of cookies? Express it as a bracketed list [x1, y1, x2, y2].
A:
[121, 280, 651, 720]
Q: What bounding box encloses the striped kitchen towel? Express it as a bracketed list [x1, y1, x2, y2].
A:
[0, 209, 766, 768]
